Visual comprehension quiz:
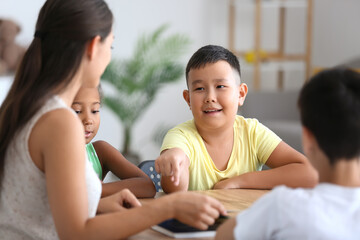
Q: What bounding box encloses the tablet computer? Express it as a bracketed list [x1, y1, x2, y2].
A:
[151, 215, 229, 238]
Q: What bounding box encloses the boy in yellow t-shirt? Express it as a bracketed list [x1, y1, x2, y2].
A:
[155, 45, 318, 192]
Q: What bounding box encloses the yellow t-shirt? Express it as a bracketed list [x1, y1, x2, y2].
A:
[161, 115, 282, 190]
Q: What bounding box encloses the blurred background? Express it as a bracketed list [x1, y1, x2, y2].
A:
[1, 0, 360, 164]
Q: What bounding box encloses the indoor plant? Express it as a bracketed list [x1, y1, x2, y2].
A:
[101, 25, 190, 163]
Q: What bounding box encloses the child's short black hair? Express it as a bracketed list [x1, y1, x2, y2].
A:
[298, 68, 360, 164]
[185, 45, 241, 85]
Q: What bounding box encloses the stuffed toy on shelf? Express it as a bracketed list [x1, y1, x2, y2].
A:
[0, 18, 26, 75]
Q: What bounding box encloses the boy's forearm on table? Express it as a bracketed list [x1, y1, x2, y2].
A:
[231, 162, 318, 189]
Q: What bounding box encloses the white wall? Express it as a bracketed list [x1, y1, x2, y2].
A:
[1, 0, 360, 162]
[312, 0, 360, 66]
[0, 0, 45, 46]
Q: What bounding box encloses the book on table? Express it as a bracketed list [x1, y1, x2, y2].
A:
[151, 215, 229, 238]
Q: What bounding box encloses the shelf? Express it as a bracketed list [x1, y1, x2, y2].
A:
[228, 0, 313, 90]
[234, 0, 308, 8]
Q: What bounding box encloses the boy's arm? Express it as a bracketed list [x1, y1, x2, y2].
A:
[215, 218, 236, 240]
[213, 141, 318, 189]
[155, 148, 190, 193]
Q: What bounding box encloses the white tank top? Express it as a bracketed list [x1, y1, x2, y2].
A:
[0, 96, 102, 239]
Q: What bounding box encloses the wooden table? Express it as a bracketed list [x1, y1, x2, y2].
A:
[127, 189, 269, 240]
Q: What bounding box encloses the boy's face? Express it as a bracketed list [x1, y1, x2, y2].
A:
[72, 87, 101, 144]
[183, 61, 247, 131]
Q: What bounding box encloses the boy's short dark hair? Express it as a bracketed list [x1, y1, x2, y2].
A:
[298, 68, 360, 164]
[185, 45, 241, 85]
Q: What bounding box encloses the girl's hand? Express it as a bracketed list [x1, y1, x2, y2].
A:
[97, 189, 141, 214]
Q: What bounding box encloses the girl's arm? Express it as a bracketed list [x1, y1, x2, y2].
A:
[35, 109, 225, 240]
[93, 140, 156, 198]
[86, 190, 226, 240]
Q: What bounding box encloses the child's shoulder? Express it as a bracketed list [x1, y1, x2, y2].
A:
[92, 140, 115, 152]
[234, 115, 262, 128]
[171, 119, 197, 133]
[270, 185, 315, 203]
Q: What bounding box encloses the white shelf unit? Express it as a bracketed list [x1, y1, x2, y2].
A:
[228, 0, 313, 90]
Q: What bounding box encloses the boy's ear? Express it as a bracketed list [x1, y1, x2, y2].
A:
[86, 35, 101, 60]
[302, 126, 317, 154]
[183, 90, 191, 108]
[302, 127, 315, 142]
[238, 83, 248, 106]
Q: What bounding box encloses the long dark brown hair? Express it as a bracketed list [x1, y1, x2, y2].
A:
[0, 0, 113, 185]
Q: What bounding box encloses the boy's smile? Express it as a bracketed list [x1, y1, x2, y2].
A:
[203, 105, 223, 116]
[203, 108, 222, 114]
[183, 60, 247, 132]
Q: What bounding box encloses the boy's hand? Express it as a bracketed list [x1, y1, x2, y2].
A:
[97, 189, 141, 214]
[155, 148, 189, 186]
[166, 192, 227, 230]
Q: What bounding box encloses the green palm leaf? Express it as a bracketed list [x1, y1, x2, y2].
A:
[101, 24, 191, 155]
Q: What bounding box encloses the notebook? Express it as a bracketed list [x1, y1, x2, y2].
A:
[151, 215, 229, 238]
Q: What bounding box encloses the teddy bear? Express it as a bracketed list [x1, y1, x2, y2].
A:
[0, 18, 26, 75]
